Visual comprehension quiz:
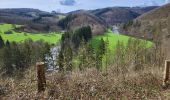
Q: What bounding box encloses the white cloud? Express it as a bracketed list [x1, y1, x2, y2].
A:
[165, 0, 170, 4]
[60, 0, 76, 6]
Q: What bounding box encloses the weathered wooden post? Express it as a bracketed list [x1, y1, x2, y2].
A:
[163, 60, 170, 87]
[36, 62, 46, 93]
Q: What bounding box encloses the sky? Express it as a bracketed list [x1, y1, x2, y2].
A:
[0, 0, 169, 13]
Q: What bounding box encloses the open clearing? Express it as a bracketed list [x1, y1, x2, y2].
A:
[91, 29, 153, 51]
[0, 24, 62, 44]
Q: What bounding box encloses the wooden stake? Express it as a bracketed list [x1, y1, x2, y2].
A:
[36, 62, 46, 93]
[163, 60, 170, 87]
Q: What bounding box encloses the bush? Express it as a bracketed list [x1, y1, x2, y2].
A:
[4, 31, 13, 34]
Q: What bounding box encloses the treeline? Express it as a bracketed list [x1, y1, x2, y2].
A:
[57, 26, 163, 73]
[58, 14, 76, 29]
[0, 25, 162, 77]
[57, 26, 109, 71]
[0, 35, 50, 77]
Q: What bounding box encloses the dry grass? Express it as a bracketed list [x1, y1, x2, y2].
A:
[0, 64, 168, 100]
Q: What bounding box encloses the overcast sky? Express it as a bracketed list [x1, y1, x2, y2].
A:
[0, 0, 169, 13]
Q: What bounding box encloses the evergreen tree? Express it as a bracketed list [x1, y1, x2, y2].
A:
[58, 14, 76, 29]
[99, 38, 106, 55]
[22, 40, 32, 67]
[78, 41, 86, 70]
[64, 44, 73, 71]
[10, 42, 26, 75]
[58, 49, 64, 71]
[81, 26, 92, 42]
[105, 37, 109, 71]
[0, 35, 5, 49]
[96, 38, 106, 70]
[58, 44, 73, 72]
[72, 26, 92, 48]
[6, 40, 10, 48]
[78, 41, 95, 70]
[58, 32, 73, 72]
[72, 31, 82, 48]
[2, 42, 13, 75]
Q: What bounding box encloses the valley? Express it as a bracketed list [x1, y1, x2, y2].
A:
[0, 24, 153, 51]
[0, 1, 170, 99]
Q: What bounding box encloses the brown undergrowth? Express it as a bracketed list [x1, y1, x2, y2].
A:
[0, 65, 167, 100]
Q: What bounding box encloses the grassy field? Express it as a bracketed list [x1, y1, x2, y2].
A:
[0, 24, 153, 47]
[91, 29, 153, 51]
[0, 24, 62, 44]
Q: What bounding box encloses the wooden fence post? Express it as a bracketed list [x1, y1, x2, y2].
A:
[163, 60, 170, 87]
[36, 62, 46, 93]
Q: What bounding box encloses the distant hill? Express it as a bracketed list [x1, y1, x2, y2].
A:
[120, 3, 170, 59]
[67, 6, 158, 26]
[90, 6, 158, 25]
[67, 9, 86, 15]
[0, 8, 64, 33]
[91, 7, 139, 25]
[130, 6, 159, 15]
[121, 4, 170, 40]
[58, 12, 106, 35]
[0, 6, 158, 33]
[0, 8, 51, 17]
[0, 8, 55, 24]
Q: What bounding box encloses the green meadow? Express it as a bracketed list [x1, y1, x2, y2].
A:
[0, 24, 153, 48]
[90, 30, 153, 69]
[0, 24, 62, 44]
[91, 29, 153, 51]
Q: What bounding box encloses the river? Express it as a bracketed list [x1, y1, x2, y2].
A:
[45, 45, 60, 72]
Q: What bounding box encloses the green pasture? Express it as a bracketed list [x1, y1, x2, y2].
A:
[0, 24, 62, 44]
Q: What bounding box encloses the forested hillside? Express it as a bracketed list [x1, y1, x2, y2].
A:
[121, 3, 170, 59]
[1, 2, 170, 99]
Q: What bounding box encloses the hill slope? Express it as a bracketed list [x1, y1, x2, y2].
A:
[91, 7, 139, 25]
[0, 8, 64, 33]
[120, 3, 170, 59]
[58, 12, 106, 35]
[90, 6, 158, 25]
[65, 6, 157, 26]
